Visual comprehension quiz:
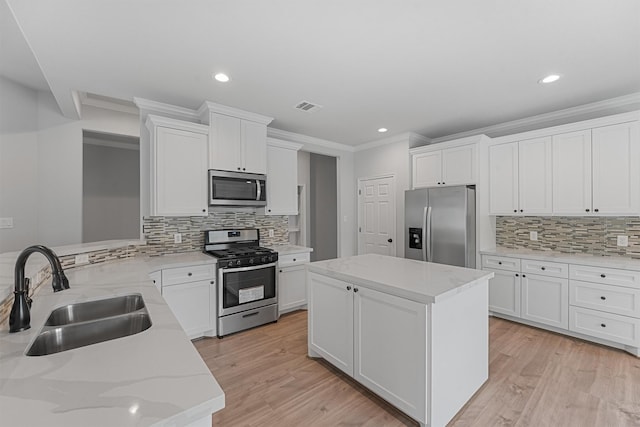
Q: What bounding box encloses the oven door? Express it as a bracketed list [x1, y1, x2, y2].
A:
[218, 262, 277, 316]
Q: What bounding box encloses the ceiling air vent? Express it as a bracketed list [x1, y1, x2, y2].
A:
[294, 100, 323, 113]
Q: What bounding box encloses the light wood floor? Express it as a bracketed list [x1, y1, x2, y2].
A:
[194, 311, 640, 426]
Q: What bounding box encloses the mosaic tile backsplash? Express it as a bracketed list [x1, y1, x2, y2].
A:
[496, 216, 640, 259]
[141, 211, 289, 256]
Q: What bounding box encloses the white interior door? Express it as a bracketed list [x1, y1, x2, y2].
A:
[358, 176, 396, 256]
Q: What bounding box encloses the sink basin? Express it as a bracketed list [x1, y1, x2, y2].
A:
[26, 294, 152, 356]
[45, 294, 146, 326]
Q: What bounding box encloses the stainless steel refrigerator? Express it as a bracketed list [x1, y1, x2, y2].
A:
[404, 185, 476, 268]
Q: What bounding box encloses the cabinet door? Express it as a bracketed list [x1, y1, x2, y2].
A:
[354, 286, 426, 422]
[521, 273, 568, 329]
[163, 280, 211, 339]
[149, 271, 162, 292]
[241, 120, 267, 174]
[592, 122, 640, 214]
[266, 145, 298, 215]
[154, 126, 209, 216]
[442, 144, 476, 186]
[278, 264, 307, 313]
[209, 113, 242, 171]
[308, 273, 354, 376]
[487, 269, 521, 317]
[552, 130, 592, 214]
[412, 151, 442, 188]
[518, 137, 552, 214]
[488, 142, 519, 215]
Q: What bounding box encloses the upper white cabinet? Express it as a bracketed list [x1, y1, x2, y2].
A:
[199, 101, 274, 175]
[553, 121, 640, 215]
[489, 137, 552, 215]
[266, 138, 303, 215]
[410, 138, 480, 189]
[146, 115, 209, 217]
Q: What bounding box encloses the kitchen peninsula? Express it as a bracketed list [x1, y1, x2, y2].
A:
[307, 254, 493, 427]
[0, 251, 224, 427]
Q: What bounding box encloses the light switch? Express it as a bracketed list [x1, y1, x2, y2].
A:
[268, 229, 275, 237]
[75, 254, 89, 265]
[530, 231, 538, 241]
[174, 233, 182, 244]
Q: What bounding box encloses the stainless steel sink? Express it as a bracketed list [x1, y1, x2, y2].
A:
[26, 295, 152, 356]
[45, 294, 146, 326]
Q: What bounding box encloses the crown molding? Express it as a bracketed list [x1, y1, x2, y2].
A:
[134, 97, 200, 121]
[266, 137, 303, 151]
[145, 114, 209, 134]
[267, 127, 355, 153]
[354, 132, 431, 152]
[79, 92, 138, 116]
[83, 138, 140, 151]
[198, 101, 273, 125]
[431, 92, 640, 143]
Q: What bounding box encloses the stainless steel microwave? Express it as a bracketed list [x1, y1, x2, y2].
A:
[208, 169, 267, 207]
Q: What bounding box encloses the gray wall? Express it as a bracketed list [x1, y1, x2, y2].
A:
[82, 135, 140, 242]
[310, 153, 337, 261]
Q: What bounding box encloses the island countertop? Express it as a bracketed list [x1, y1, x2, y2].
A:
[0, 256, 224, 427]
[307, 254, 493, 304]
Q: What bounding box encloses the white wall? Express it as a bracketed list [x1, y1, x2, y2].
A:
[354, 138, 411, 257]
[0, 77, 39, 252]
[0, 77, 140, 251]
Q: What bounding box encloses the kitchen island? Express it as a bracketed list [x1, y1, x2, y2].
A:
[0, 255, 224, 427]
[307, 254, 493, 427]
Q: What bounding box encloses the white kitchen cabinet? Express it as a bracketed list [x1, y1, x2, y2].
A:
[591, 122, 640, 214]
[353, 286, 426, 421]
[266, 139, 303, 215]
[487, 269, 521, 317]
[159, 263, 216, 339]
[149, 270, 162, 292]
[489, 137, 552, 215]
[278, 251, 310, 313]
[521, 273, 568, 329]
[308, 273, 354, 375]
[146, 115, 209, 217]
[552, 130, 592, 214]
[411, 143, 476, 189]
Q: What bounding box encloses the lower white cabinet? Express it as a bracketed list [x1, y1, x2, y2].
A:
[278, 251, 311, 314]
[487, 269, 521, 317]
[153, 263, 216, 339]
[521, 273, 568, 329]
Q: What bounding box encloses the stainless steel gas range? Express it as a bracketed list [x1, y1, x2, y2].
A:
[204, 229, 278, 337]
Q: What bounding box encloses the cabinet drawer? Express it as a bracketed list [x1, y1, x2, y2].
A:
[162, 264, 215, 286]
[569, 264, 640, 289]
[279, 252, 310, 267]
[482, 255, 520, 272]
[569, 306, 640, 347]
[521, 259, 568, 278]
[570, 280, 640, 318]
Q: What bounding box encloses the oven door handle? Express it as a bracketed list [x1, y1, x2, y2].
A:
[256, 179, 261, 201]
[219, 262, 277, 273]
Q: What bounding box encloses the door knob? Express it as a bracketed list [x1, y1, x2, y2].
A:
[387, 238, 393, 243]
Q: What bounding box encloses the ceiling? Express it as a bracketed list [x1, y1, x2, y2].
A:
[2, 0, 639, 146]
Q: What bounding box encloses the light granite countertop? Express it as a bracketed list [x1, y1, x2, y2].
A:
[267, 244, 313, 255]
[0, 254, 224, 427]
[307, 254, 493, 304]
[481, 247, 640, 271]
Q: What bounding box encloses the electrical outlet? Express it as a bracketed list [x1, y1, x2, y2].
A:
[530, 231, 538, 241]
[617, 235, 629, 247]
[268, 229, 274, 238]
[174, 233, 182, 244]
[74, 254, 89, 265]
[0, 217, 13, 229]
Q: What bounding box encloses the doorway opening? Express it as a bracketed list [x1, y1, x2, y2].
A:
[82, 130, 140, 243]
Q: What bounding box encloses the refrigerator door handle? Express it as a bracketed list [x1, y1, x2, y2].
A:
[425, 206, 432, 262]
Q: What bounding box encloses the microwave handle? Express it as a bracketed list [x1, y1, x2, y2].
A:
[256, 180, 261, 201]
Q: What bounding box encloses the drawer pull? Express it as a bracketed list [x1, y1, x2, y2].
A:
[515, 273, 519, 277]
[600, 296, 606, 301]
[347, 286, 352, 291]
[354, 288, 359, 293]
[600, 274, 606, 278]
[541, 267, 546, 271]
[188, 272, 192, 276]
[601, 323, 607, 328]
[522, 274, 526, 278]
[498, 261, 502, 265]
[293, 258, 296, 262]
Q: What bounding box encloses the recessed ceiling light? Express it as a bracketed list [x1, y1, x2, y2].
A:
[539, 74, 561, 84]
[378, 128, 388, 133]
[213, 73, 230, 83]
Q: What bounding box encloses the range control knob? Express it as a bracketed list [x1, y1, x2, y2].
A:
[249, 258, 254, 264]
[262, 256, 267, 263]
